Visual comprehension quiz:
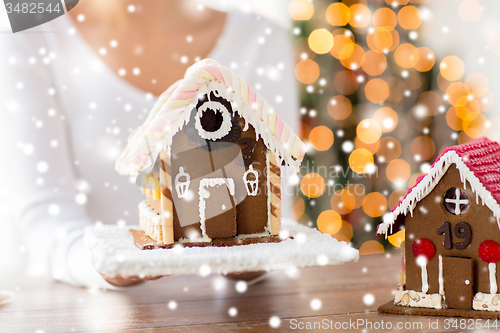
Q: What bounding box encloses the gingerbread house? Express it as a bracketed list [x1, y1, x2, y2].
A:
[377, 137, 500, 314]
[116, 59, 305, 247]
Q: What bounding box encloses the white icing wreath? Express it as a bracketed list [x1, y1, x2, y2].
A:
[194, 100, 232, 141]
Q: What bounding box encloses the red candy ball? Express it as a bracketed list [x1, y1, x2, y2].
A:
[478, 240, 500, 263]
[412, 238, 435, 261]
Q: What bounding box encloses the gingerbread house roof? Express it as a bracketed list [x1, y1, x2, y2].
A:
[377, 137, 500, 237]
[115, 59, 306, 176]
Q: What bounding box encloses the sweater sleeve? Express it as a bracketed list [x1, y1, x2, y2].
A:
[0, 28, 114, 289]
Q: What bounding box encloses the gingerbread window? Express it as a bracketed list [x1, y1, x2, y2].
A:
[443, 187, 469, 215]
[195, 98, 232, 141]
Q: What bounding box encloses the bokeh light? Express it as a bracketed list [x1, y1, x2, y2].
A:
[349, 148, 374, 174]
[446, 82, 470, 107]
[341, 184, 366, 210]
[376, 137, 401, 163]
[411, 47, 435, 72]
[373, 8, 397, 30]
[388, 230, 405, 248]
[317, 210, 342, 235]
[300, 173, 326, 198]
[326, 2, 350, 26]
[308, 29, 334, 54]
[388, 189, 407, 209]
[440, 56, 465, 81]
[309, 126, 334, 151]
[334, 70, 359, 95]
[355, 137, 380, 154]
[362, 51, 387, 76]
[292, 196, 305, 220]
[411, 135, 436, 161]
[364, 78, 389, 104]
[330, 189, 353, 215]
[362, 192, 387, 217]
[331, 220, 353, 242]
[394, 43, 417, 69]
[386, 159, 411, 184]
[397, 5, 422, 30]
[463, 112, 488, 138]
[465, 72, 489, 97]
[359, 240, 385, 255]
[288, 0, 314, 21]
[373, 107, 398, 132]
[330, 29, 355, 59]
[348, 4, 371, 28]
[357, 119, 382, 144]
[295, 59, 320, 84]
[340, 43, 365, 70]
[488, 31, 500, 56]
[328, 95, 352, 120]
[458, 0, 483, 22]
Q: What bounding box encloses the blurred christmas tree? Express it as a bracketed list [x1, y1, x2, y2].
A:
[290, 0, 494, 254]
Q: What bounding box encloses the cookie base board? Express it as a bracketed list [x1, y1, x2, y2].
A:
[378, 300, 500, 319]
[84, 218, 359, 278]
[130, 229, 283, 249]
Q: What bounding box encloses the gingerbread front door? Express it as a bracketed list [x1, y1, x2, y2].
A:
[442, 256, 474, 310]
[199, 178, 237, 239]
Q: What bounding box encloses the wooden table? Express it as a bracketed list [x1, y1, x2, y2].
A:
[0, 252, 495, 332]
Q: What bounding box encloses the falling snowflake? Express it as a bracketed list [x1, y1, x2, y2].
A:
[310, 298, 322, 310]
[75, 193, 87, 205]
[269, 316, 281, 328]
[36, 161, 49, 173]
[199, 264, 211, 277]
[363, 293, 375, 305]
[228, 307, 238, 317]
[48, 204, 60, 216]
[235, 281, 247, 293]
[168, 300, 177, 310]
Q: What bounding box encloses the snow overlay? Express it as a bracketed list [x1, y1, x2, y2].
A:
[85, 218, 359, 278]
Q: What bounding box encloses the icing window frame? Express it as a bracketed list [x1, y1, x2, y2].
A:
[195, 99, 232, 141]
[443, 187, 470, 216]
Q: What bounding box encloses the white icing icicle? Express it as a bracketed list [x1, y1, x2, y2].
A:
[421, 263, 429, 294]
[378, 150, 500, 236]
[438, 255, 444, 295]
[417, 256, 429, 294]
[490, 262, 498, 294]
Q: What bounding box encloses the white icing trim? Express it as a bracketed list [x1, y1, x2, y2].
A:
[473, 292, 500, 311]
[194, 100, 232, 141]
[394, 287, 443, 309]
[421, 262, 429, 293]
[174, 166, 191, 198]
[237, 232, 271, 239]
[378, 150, 500, 237]
[242, 165, 259, 196]
[198, 178, 235, 239]
[117, 73, 304, 177]
[438, 255, 444, 295]
[490, 262, 498, 294]
[138, 200, 162, 241]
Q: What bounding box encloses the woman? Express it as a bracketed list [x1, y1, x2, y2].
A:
[0, 0, 298, 287]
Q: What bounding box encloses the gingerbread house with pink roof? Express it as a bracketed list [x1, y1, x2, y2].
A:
[377, 137, 500, 316]
[116, 59, 305, 248]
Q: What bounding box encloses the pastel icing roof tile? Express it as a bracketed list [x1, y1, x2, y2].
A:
[377, 137, 500, 236]
[116, 59, 305, 176]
